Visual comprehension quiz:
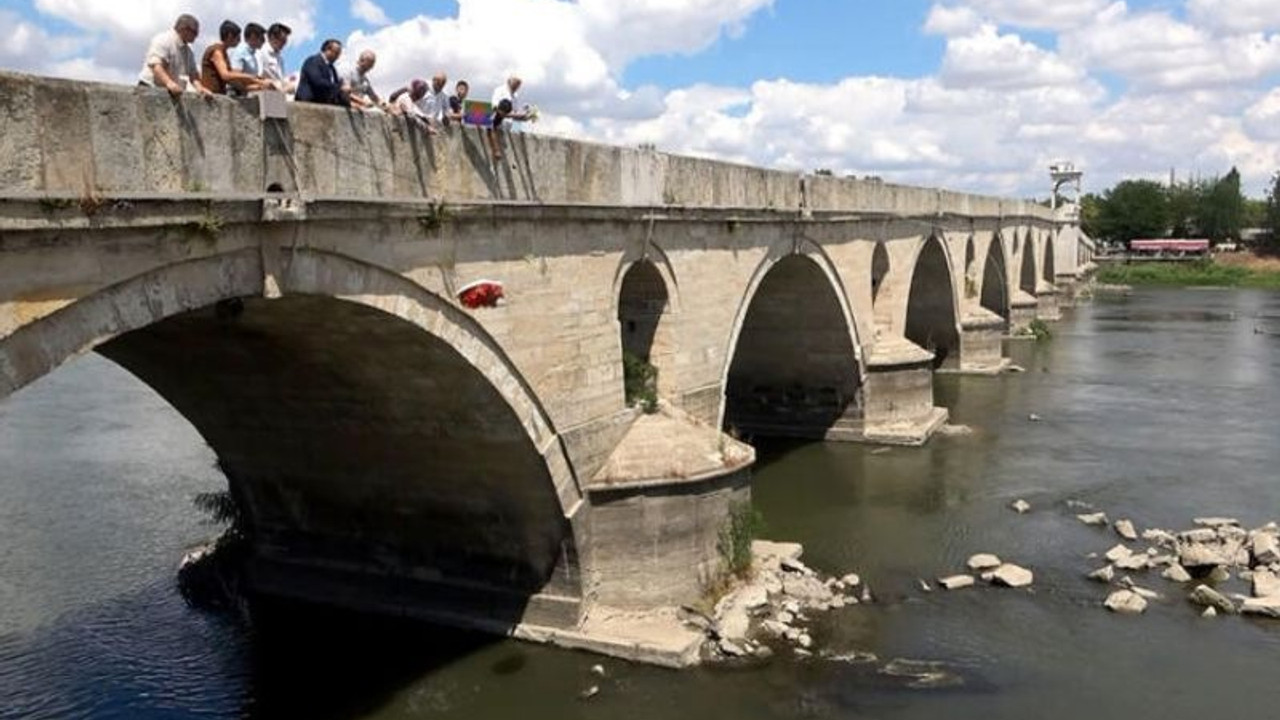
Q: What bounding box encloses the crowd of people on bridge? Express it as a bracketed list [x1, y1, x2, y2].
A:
[138, 13, 536, 160]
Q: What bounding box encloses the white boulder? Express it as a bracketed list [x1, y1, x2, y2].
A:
[991, 564, 1034, 588]
[1161, 565, 1192, 583]
[1105, 590, 1148, 614]
[1010, 499, 1031, 514]
[938, 575, 975, 590]
[1078, 512, 1109, 527]
[1115, 519, 1138, 541]
[1252, 570, 1280, 598]
[1105, 544, 1133, 563]
[967, 553, 1002, 571]
[1088, 565, 1116, 583]
[1188, 584, 1238, 615]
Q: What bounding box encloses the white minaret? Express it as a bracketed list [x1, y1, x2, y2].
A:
[1049, 161, 1084, 223]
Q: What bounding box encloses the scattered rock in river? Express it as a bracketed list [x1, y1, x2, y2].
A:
[1162, 564, 1192, 583]
[1252, 532, 1280, 566]
[1115, 519, 1139, 541]
[967, 553, 1002, 571]
[938, 575, 975, 590]
[1011, 499, 1031, 514]
[1078, 512, 1109, 527]
[1206, 566, 1231, 583]
[1202, 606, 1218, 618]
[1088, 565, 1116, 583]
[991, 564, 1034, 588]
[1105, 544, 1133, 563]
[1194, 517, 1240, 529]
[1189, 584, 1238, 615]
[1251, 570, 1280, 598]
[1105, 590, 1148, 614]
[1240, 596, 1280, 618]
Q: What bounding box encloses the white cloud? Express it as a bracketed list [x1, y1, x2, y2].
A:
[1061, 3, 1280, 92]
[923, 5, 983, 36]
[939, 0, 1110, 31]
[1187, 0, 1280, 34]
[939, 24, 1087, 89]
[31, 1, 317, 72]
[350, 0, 390, 27]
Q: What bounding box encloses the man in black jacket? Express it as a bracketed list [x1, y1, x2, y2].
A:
[295, 39, 348, 106]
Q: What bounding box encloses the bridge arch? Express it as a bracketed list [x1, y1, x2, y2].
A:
[719, 242, 863, 439]
[871, 241, 891, 304]
[904, 234, 962, 369]
[1019, 230, 1038, 295]
[613, 243, 680, 400]
[981, 233, 1012, 319]
[0, 249, 583, 618]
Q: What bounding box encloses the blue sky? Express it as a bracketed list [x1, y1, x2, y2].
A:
[2, 0, 1279, 196]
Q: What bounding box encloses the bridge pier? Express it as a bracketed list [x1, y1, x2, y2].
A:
[1009, 291, 1039, 334]
[1036, 283, 1062, 321]
[862, 338, 949, 445]
[955, 309, 1011, 375]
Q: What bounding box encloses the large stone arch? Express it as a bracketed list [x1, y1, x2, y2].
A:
[903, 234, 962, 370]
[1019, 229, 1038, 295]
[981, 232, 1011, 319]
[0, 248, 583, 625]
[719, 242, 863, 440]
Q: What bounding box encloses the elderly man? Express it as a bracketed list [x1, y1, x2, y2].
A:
[138, 14, 211, 96]
[421, 73, 449, 128]
[295, 39, 348, 107]
[487, 76, 530, 160]
[342, 50, 383, 110]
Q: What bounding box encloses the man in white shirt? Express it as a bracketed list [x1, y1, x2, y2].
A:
[258, 23, 292, 92]
[487, 76, 530, 160]
[393, 79, 436, 134]
[420, 73, 449, 128]
[138, 14, 211, 96]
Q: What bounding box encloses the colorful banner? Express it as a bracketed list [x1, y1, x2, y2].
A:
[463, 99, 494, 127]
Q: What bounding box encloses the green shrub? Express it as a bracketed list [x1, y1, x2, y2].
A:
[622, 351, 659, 413]
[717, 500, 765, 580]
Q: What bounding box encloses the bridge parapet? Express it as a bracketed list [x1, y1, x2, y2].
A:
[0, 70, 1053, 224]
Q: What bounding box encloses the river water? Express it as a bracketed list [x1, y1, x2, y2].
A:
[2, 287, 1280, 719]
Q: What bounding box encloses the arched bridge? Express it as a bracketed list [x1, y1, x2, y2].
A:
[0, 71, 1094, 663]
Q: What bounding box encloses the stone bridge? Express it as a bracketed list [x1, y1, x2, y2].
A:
[0, 71, 1094, 663]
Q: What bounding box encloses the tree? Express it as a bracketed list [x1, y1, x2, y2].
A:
[1079, 192, 1104, 239]
[1166, 180, 1204, 238]
[1196, 167, 1244, 243]
[1267, 171, 1280, 249]
[1096, 180, 1169, 243]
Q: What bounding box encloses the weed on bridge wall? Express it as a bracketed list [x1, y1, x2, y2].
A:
[623, 351, 659, 413]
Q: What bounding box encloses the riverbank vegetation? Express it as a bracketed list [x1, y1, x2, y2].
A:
[1096, 257, 1280, 289]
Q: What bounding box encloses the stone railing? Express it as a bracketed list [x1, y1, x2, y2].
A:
[0, 69, 1053, 221]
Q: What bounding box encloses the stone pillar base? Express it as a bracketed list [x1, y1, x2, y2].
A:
[586, 405, 755, 610]
[861, 337, 948, 446]
[1036, 283, 1062, 321]
[1009, 290, 1039, 335]
[949, 309, 1010, 375]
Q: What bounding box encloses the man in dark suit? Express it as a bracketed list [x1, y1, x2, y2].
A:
[295, 39, 348, 107]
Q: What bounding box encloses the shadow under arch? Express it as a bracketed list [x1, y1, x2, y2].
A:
[1043, 230, 1057, 283]
[1019, 229, 1038, 295]
[613, 242, 681, 399]
[981, 232, 1012, 320]
[904, 234, 962, 370]
[0, 248, 583, 629]
[719, 242, 863, 440]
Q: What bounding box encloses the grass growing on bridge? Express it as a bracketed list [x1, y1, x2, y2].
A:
[1096, 260, 1280, 289]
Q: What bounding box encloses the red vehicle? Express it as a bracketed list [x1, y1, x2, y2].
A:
[1128, 238, 1210, 256]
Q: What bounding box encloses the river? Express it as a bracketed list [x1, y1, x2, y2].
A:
[3, 287, 1280, 719]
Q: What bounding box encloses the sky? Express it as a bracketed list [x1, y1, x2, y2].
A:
[4, 0, 1280, 198]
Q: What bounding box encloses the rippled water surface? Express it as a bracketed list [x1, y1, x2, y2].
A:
[3, 287, 1280, 719]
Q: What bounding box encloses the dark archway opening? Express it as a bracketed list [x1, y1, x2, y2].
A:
[724, 256, 861, 440]
[981, 236, 1011, 320]
[871, 242, 890, 304]
[1019, 233, 1038, 295]
[1043, 233, 1057, 283]
[905, 237, 961, 370]
[96, 296, 578, 624]
[617, 260, 671, 406]
[964, 237, 976, 299]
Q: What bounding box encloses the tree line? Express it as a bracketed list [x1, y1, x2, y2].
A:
[1080, 167, 1280, 248]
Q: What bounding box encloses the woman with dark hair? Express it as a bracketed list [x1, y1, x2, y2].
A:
[201, 20, 270, 94]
